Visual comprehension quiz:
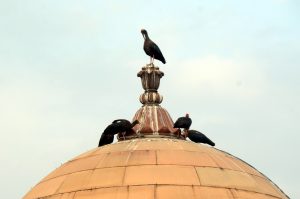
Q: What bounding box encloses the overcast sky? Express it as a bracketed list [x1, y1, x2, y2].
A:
[0, 1, 299, 198]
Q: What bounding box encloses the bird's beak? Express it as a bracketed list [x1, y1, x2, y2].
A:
[142, 34, 145, 39]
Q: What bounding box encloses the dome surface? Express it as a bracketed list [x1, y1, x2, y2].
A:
[23, 138, 288, 199]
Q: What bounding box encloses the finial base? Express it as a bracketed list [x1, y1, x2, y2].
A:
[118, 104, 181, 140]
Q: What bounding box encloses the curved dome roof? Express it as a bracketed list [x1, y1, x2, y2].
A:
[23, 138, 288, 199]
[24, 64, 289, 199]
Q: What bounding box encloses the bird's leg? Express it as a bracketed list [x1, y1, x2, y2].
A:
[152, 55, 155, 65]
[183, 129, 188, 139]
[176, 129, 181, 138]
[122, 132, 125, 140]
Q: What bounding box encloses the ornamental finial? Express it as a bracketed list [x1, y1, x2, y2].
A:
[137, 63, 164, 105]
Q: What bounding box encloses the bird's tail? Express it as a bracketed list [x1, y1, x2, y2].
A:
[208, 139, 215, 146]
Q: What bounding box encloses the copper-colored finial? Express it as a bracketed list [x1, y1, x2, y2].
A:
[137, 63, 164, 105]
[120, 63, 180, 140]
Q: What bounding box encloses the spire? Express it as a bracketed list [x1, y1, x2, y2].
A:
[118, 63, 180, 140]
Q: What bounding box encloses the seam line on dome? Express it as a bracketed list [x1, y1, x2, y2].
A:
[39, 164, 268, 185]
[194, 166, 202, 185]
[32, 184, 285, 199]
[38, 165, 273, 189]
[70, 148, 221, 162]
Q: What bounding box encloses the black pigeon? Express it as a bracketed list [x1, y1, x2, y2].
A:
[141, 29, 166, 64]
[187, 130, 215, 146]
[174, 113, 192, 130]
[98, 119, 139, 147]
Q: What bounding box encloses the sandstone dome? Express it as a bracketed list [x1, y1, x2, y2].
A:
[23, 64, 289, 199]
[24, 138, 288, 199]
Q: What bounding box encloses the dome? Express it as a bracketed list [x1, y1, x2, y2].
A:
[23, 138, 288, 199]
[23, 64, 289, 199]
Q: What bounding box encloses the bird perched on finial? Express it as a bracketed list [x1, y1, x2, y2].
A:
[98, 119, 139, 147]
[174, 113, 192, 131]
[141, 29, 166, 64]
[187, 130, 215, 146]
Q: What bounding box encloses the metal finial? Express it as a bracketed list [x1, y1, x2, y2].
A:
[137, 63, 164, 105]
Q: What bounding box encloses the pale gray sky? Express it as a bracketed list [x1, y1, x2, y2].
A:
[0, 1, 299, 198]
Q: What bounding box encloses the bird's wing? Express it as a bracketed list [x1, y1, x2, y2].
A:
[98, 133, 114, 147]
[188, 130, 215, 146]
[187, 118, 192, 129]
[151, 42, 166, 63]
[174, 118, 184, 128]
[174, 117, 189, 128]
[112, 119, 128, 123]
[103, 123, 120, 135]
[173, 118, 181, 128]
